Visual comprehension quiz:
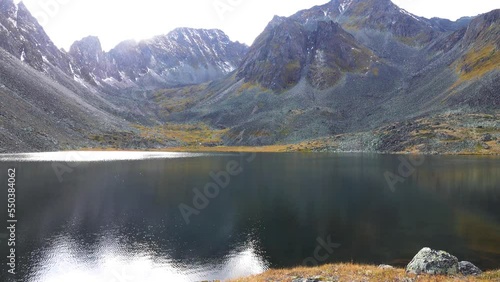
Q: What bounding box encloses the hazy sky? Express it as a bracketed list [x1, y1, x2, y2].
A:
[15, 0, 500, 51]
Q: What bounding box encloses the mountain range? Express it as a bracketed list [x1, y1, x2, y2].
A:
[0, 0, 498, 153]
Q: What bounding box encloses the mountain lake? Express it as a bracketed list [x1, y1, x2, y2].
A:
[0, 152, 499, 281]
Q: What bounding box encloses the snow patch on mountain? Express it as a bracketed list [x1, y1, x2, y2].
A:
[399, 8, 422, 22]
[339, 0, 353, 13]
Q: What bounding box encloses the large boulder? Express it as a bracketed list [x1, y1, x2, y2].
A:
[406, 247, 459, 275]
[459, 261, 482, 276]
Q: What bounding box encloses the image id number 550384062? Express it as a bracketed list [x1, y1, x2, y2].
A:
[7, 168, 17, 275]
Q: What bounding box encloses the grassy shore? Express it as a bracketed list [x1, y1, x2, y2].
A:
[82, 145, 500, 155]
[228, 263, 500, 282]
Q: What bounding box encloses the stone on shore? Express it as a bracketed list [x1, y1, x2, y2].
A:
[406, 247, 459, 275]
[459, 261, 482, 276]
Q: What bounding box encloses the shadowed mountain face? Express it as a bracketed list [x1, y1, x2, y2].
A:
[0, 0, 498, 153]
[237, 17, 377, 91]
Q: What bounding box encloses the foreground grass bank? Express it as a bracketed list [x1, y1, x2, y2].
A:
[228, 263, 500, 282]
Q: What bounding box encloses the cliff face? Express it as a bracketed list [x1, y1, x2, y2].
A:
[68, 28, 248, 89]
[237, 17, 376, 91]
[0, 0, 73, 78]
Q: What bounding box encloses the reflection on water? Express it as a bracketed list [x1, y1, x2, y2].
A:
[0, 153, 499, 281]
[32, 233, 267, 282]
[0, 151, 214, 162]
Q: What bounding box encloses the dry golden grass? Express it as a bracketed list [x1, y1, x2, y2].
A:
[134, 123, 228, 147]
[457, 45, 500, 82]
[228, 263, 500, 282]
[450, 44, 500, 90]
[162, 144, 291, 153]
[153, 84, 209, 114]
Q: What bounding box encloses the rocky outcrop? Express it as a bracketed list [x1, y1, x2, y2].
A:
[69, 36, 121, 87]
[459, 261, 483, 276]
[406, 247, 483, 276]
[0, 0, 73, 78]
[406, 247, 459, 275]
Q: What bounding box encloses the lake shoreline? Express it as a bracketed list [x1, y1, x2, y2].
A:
[228, 263, 500, 282]
[78, 146, 500, 156]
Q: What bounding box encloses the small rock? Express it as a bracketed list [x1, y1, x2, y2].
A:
[481, 133, 493, 142]
[406, 247, 459, 275]
[378, 264, 394, 269]
[459, 261, 482, 276]
[292, 278, 321, 282]
[482, 143, 490, 150]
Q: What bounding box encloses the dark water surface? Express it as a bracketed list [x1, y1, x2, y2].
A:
[0, 152, 499, 281]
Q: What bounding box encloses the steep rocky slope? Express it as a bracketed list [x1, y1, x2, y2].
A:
[162, 2, 499, 151]
[0, 0, 247, 152]
[70, 28, 248, 90]
[0, 47, 126, 152]
[0, 0, 168, 152]
[237, 17, 378, 91]
[0, 0, 78, 81]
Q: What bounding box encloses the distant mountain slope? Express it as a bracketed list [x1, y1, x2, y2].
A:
[237, 16, 378, 91]
[292, 0, 468, 45]
[70, 28, 248, 89]
[163, 4, 499, 149]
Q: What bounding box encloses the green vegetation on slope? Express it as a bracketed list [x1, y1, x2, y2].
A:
[456, 44, 500, 82]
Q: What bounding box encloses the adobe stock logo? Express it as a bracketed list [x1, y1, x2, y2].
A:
[303, 235, 341, 266]
[178, 152, 256, 224]
[28, 0, 72, 27]
[212, 0, 244, 21]
[384, 155, 426, 192]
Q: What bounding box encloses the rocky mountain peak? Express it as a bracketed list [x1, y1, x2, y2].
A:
[1, 2, 249, 90]
[67, 28, 249, 89]
[0, 0, 73, 76]
[292, 0, 440, 46]
[70, 36, 103, 54]
[462, 9, 499, 47]
[237, 16, 376, 91]
[69, 36, 107, 70]
[69, 36, 120, 86]
[167, 28, 230, 43]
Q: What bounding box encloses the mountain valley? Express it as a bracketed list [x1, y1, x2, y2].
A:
[0, 0, 498, 154]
